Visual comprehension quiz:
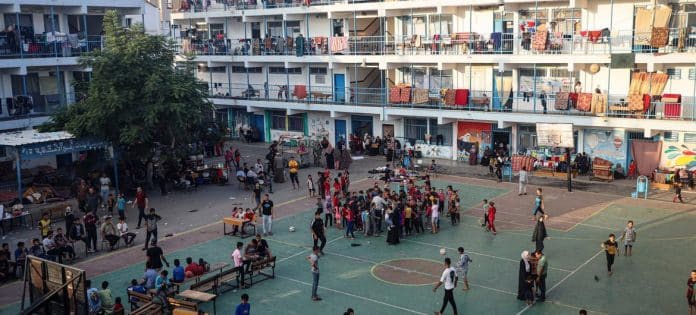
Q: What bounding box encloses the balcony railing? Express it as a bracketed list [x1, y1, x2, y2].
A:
[0, 35, 104, 59]
[171, 0, 372, 13]
[0, 92, 79, 120]
[175, 28, 696, 57]
[206, 83, 696, 121]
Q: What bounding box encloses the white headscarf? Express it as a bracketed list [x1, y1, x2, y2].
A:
[521, 251, 531, 273]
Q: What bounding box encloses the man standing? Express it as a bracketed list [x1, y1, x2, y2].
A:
[133, 187, 148, 229]
[311, 210, 326, 255]
[307, 246, 321, 301]
[457, 247, 472, 291]
[146, 241, 169, 270]
[232, 242, 247, 287]
[288, 156, 300, 189]
[535, 249, 547, 302]
[433, 257, 458, 315]
[85, 188, 101, 215]
[518, 166, 528, 196]
[687, 270, 696, 315]
[261, 194, 274, 236]
[83, 211, 99, 253]
[143, 208, 162, 250]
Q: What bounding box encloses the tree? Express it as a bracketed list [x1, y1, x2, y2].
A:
[41, 10, 214, 160]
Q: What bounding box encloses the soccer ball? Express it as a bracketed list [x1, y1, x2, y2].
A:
[439, 248, 446, 256]
[289, 226, 296, 232]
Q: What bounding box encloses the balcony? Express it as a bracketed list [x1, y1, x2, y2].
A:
[175, 28, 696, 58]
[0, 35, 103, 60]
[0, 92, 78, 122]
[171, 0, 365, 13]
[206, 83, 696, 122]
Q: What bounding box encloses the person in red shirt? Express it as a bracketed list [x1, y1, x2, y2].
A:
[332, 193, 341, 229]
[184, 257, 202, 277]
[323, 179, 331, 199]
[333, 178, 342, 195]
[344, 205, 355, 239]
[487, 201, 497, 235]
[132, 187, 148, 229]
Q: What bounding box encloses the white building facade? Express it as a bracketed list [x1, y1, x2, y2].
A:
[168, 0, 696, 169]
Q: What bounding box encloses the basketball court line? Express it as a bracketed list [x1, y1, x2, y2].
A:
[462, 206, 617, 231]
[402, 239, 573, 273]
[276, 275, 429, 315]
[516, 249, 604, 315]
[276, 236, 343, 263]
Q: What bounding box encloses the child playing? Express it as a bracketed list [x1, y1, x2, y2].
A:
[486, 201, 497, 235]
[106, 193, 116, 216]
[334, 200, 343, 229]
[113, 297, 124, 315]
[344, 205, 355, 239]
[481, 199, 489, 227]
[116, 193, 127, 220]
[307, 175, 316, 198]
[619, 220, 637, 256]
[673, 183, 684, 203]
[601, 234, 619, 276]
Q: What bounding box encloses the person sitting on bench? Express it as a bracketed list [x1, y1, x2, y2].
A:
[254, 234, 271, 258]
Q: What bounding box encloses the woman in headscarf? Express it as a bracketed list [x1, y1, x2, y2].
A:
[324, 140, 335, 170]
[532, 216, 548, 252]
[517, 250, 531, 300]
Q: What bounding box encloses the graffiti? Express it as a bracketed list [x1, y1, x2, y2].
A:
[415, 144, 452, 159]
[663, 145, 696, 170]
[308, 117, 330, 140]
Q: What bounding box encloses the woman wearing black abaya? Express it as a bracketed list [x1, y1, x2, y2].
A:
[385, 208, 399, 245]
[532, 216, 548, 252]
[517, 251, 531, 300]
[324, 143, 335, 170]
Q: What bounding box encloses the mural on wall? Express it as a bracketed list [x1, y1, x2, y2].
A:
[661, 144, 696, 170]
[583, 129, 627, 167]
[415, 143, 452, 159]
[308, 116, 331, 140]
[457, 122, 492, 160]
[269, 130, 304, 142]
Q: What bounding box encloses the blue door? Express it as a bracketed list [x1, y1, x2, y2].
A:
[335, 119, 346, 145]
[252, 114, 265, 142]
[334, 74, 345, 103]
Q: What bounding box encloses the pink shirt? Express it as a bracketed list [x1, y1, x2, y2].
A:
[232, 249, 243, 267]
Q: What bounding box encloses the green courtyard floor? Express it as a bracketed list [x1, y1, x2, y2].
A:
[3, 180, 693, 315]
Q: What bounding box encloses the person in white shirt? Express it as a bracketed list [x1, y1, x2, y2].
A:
[518, 166, 529, 196]
[254, 159, 264, 174]
[117, 217, 136, 246]
[433, 257, 458, 315]
[231, 242, 247, 287]
[99, 174, 111, 207]
[431, 200, 440, 234]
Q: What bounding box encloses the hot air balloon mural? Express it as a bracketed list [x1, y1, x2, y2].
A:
[583, 129, 627, 166]
[663, 145, 696, 170]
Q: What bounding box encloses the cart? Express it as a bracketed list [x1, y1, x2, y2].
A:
[279, 135, 311, 168]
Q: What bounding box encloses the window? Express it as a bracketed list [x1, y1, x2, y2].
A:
[667, 68, 682, 80]
[690, 68, 696, 81]
[427, 119, 453, 145]
[310, 67, 327, 75]
[404, 118, 428, 142]
[231, 66, 261, 73]
[663, 132, 679, 142]
[269, 67, 301, 75]
[44, 14, 60, 32]
[552, 8, 581, 34]
[684, 133, 696, 144]
[429, 69, 453, 91]
[197, 66, 226, 73]
[288, 114, 304, 132]
[271, 111, 286, 130]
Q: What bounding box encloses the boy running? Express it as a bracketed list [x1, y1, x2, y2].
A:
[456, 247, 473, 291]
[601, 234, 619, 276]
[481, 199, 489, 227]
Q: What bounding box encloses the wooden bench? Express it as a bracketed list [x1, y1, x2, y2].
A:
[167, 297, 199, 312]
[216, 267, 241, 293]
[128, 290, 153, 311]
[244, 256, 276, 287]
[223, 217, 256, 238]
[131, 301, 162, 315]
[189, 274, 219, 294]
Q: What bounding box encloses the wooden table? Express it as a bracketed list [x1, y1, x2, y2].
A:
[223, 217, 253, 238]
[178, 290, 217, 314]
[310, 91, 331, 102]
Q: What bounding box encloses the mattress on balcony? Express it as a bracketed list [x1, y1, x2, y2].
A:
[454, 89, 469, 106]
[650, 27, 669, 48]
[413, 88, 429, 104]
[555, 92, 569, 110]
[576, 93, 592, 112]
[444, 89, 456, 105]
[389, 87, 401, 103]
[532, 30, 548, 51]
[627, 94, 644, 111]
[400, 86, 412, 103]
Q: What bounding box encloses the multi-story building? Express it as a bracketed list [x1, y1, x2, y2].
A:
[179, 1, 693, 169]
[0, 0, 161, 132]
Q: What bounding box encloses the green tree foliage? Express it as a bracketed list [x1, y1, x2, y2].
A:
[41, 10, 214, 159]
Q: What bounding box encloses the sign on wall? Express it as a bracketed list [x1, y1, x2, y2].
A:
[536, 123, 574, 148]
[19, 139, 109, 159]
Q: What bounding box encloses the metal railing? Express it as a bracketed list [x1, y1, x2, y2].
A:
[174, 28, 696, 57]
[0, 35, 104, 59]
[204, 83, 696, 121]
[171, 0, 371, 13]
[0, 92, 79, 119]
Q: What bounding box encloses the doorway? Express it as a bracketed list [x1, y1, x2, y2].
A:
[335, 119, 346, 145]
[334, 74, 345, 103]
[252, 114, 265, 142]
